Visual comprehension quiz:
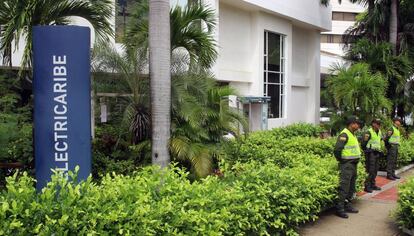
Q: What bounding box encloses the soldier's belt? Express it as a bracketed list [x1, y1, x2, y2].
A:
[341, 156, 361, 160]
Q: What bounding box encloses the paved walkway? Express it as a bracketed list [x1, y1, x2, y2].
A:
[299, 168, 414, 236]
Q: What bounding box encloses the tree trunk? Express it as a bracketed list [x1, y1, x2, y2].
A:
[389, 0, 399, 116]
[149, 0, 171, 168]
[389, 0, 398, 55]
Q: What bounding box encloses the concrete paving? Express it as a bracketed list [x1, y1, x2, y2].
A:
[299, 168, 414, 236]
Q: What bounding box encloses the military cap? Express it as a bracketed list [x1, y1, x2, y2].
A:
[392, 117, 402, 123]
[371, 118, 382, 125]
[346, 116, 362, 126]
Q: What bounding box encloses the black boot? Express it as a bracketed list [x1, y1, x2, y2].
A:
[345, 204, 359, 214]
[364, 186, 373, 193]
[387, 175, 396, 180]
[372, 185, 382, 191]
[336, 210, 349, 218]
[393, 175, 401, 179]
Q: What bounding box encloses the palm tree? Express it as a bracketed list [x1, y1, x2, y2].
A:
[125, 1, 217, 69]
[149, 0, 171, 168]
[91, 43, 150, 145]
[343, 0, 414, 118]
[169, 68, 247, 178]
[345, 39, 412, 86]
[92, 43, 247, 177]
[0, 1, 15, 67]
[389, 0, 398, 54]
[327, 63, 391, 121]
[0, 0, 113, 70]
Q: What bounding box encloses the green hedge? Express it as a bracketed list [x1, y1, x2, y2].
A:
[223, 133, 334, 164]
[223, 126, 365, 192]
[396, 177, 414, 230]
[0, 123, 409, 235]
[269, 123, 324, 139]
[398, 135, 414, 168]
[0, 160, 338, 235]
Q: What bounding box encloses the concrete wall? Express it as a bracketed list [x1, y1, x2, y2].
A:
[291, 26, 321, 124]
[234, 0, 331, 31]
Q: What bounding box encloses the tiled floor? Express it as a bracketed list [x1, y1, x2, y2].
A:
[357, 176, 393, 196]
[372, 186, 399, 201]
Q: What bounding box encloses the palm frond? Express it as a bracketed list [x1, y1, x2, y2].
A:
[0, 0, 113, 71]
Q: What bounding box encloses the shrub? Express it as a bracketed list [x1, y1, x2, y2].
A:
[223, 134, 334, 164]
[269, 123, 324, 139]
[92, 124, 150, 178]
[0, 162, 340, 235]
[0, 117, 33, 165]
[0, 74, 33, 165]
[398, 135, 414, 167]
[222, 127, 366, 192]
[396, 177, 414, 230]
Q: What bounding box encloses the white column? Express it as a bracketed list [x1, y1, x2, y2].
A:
[203, 0, 219, 77]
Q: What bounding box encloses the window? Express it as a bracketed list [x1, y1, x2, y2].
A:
[321, 34, 343, 44]
[332, 12, 357, 21]
[343, 12, 357, 21]
[264, 31, 285, 119]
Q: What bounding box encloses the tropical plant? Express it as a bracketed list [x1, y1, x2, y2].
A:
[125, 0, 217, 68]
[326, 63, 391, 122]
[344, 17, 414, 119]
[92, 42, 150, 145]
[0, 0, 113, 69]
[345, 39, 412, 95]
[92, 49, 247, 178]
[91, 0, 243, 177]
[344, 0, 414, 58]
[93, 45, 247, 177]
[169, 69, 247, 177]
[397, 176, 414, 230]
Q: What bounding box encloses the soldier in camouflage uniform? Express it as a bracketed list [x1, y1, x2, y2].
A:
[361, 119, 383, 193]
[384, 117, 402, 180]
[334, 116, 361, 219]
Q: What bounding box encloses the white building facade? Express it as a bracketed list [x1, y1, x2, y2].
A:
[207, 0, 331, 129]
[1, 0, 331, 130]
[320, 0, 365, 73]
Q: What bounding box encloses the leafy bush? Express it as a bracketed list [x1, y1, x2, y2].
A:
[5, 123, 33, 165]
[396, 177, 414, 230]
[92, 124, 150, 178]
[223, 127, 333, 164]
[0, 74, 33, 165]
[398, 135, 414, 167]
[269, 123, 324, 139]
[222, 126, 365, 192]
[0, 161, 339, 235]
[0, 123, 373, 234]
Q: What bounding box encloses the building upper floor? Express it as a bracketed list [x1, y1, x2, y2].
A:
[216, 0, 331, 31]
[321, 0, 365, 57]
[1, 0, 332, 68]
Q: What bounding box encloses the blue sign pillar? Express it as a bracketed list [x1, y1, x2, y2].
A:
[33, 26, 91, 190]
